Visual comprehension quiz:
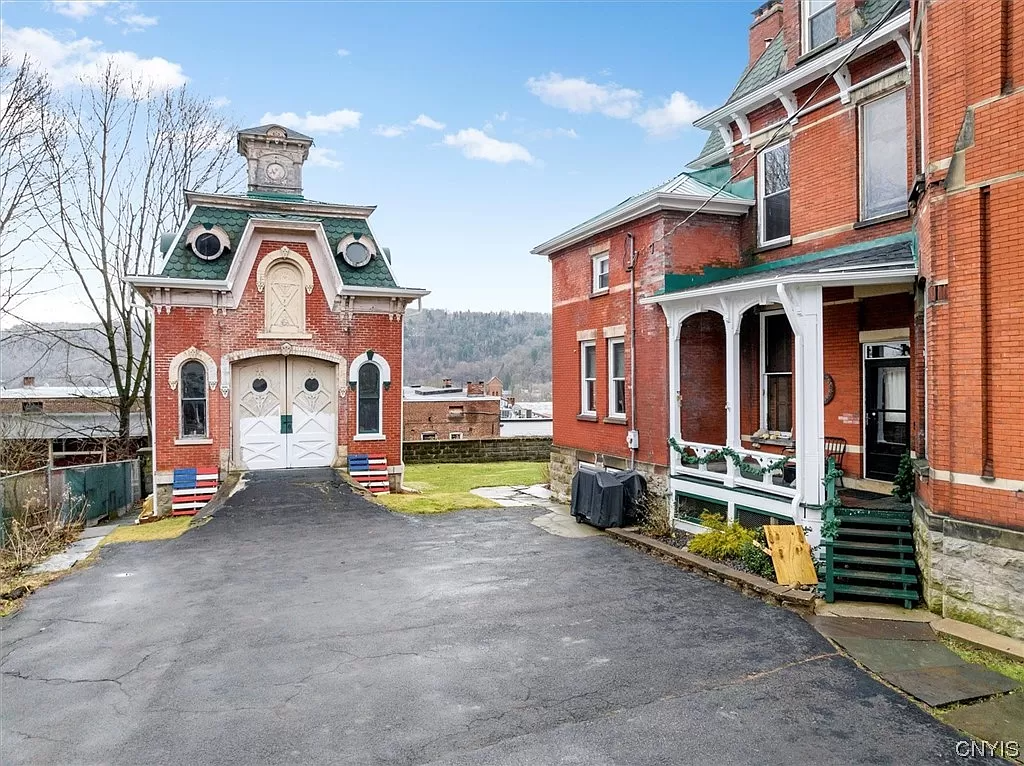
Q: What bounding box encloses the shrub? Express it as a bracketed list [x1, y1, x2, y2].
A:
[892, 452, 915, 502]
[636, 491, 673, 537]
[739, 528, 776, 580]
[688, 512, 758, 559]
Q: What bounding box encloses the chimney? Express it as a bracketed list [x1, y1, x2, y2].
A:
[442, 378, 452, 388]
[466, 381, 485, 396]
[749, 0, 783, 65]
[22, 376, 35, 388]
[236, 124, 313, 197]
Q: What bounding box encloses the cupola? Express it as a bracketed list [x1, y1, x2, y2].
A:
[237, 124, 313, 198]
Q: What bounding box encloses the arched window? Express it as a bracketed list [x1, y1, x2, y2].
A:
[180, 360, 208, 437]
[357, 363, 381, 436]
[264, 261, 305, 335]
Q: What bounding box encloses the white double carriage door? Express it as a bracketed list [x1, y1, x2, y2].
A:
[232, 357, 337, 470]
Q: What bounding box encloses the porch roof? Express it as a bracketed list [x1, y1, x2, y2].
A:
[642, 233, 916, 305]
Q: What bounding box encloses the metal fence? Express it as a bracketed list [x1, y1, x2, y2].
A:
[0, 459, 142, 544]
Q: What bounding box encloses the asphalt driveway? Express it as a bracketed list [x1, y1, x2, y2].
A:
[2, 469, 987, 765]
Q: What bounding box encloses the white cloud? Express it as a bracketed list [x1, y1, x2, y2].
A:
[337, 48, 351, 57]
[443, 128, 534, 165]
[374, 124, 408, 138]
[211, 96, 231, 108]
[495, 111, 508, 122]
[50, 1, 113, 19]
[526, 73, 641, 119]
[412, 114, 445, 130]
[308, 147, 343, 169]
[634, 91, 706, 137]
[113, 10, 159, 32]
[4, 26, 186, 89]
[531, 127, 578, 140]
[259, 109, 362, 133]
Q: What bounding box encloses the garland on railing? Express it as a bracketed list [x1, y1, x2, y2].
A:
[668, 437, 792, 479]
[820, 458, 844, 540]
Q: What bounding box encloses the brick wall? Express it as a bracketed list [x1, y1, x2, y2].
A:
[153, 238, 405, 479]
[403, 397, 500, 441]
[403, 436, 551, 464]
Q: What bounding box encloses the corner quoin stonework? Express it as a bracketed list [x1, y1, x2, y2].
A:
[549, 444, 668, 504]
[914, 501, 1024, 641]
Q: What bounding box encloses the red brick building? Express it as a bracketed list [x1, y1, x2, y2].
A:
[129, 125, 427, 511]
[535, 0, 1024, 635]
[402, 382, 501, 441]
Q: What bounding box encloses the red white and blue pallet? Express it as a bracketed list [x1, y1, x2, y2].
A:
[171, 466, 219, 516]
[348, 454, 390, 494]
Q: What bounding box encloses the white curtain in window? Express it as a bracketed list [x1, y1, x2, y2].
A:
[862, 91, 908, 219]
[880, 367, 907, 424]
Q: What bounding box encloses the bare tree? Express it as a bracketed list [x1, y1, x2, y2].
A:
[28, 63, 240, 452]
[0, 53, 58, 316]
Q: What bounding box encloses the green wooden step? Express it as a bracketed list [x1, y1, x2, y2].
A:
[837, 527, 914, 540]
[836, 514, 912, 527]
[829, 540, 915, 554]
[832, 553, 919, 569]
[833, 569, 919, 585]
[832, 583, 919, 600]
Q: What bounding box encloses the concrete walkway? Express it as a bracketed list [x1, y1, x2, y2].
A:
[2, 469, 994, 765]
[28, 517, 134, 574]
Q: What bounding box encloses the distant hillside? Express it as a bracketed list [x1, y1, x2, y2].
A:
[1, 312, 553, 398]
[404, 309, 551, 399]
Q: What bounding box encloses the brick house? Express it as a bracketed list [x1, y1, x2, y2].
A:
[402, 381, 501, 441]
[535, 0, 1024, 635]
[129, 125, 428, 512]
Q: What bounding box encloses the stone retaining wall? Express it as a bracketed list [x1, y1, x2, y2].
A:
[403, 437, 551, 464]
[549, 444, 669, 503]
[914, 500, 1024, 641]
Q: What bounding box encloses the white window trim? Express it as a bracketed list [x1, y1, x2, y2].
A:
[353, 355, 387, 439]
[759, 310, 794, 436]
[580, 340, 597, 415]
[449, 432, 464, 440]
[607, 338, 626, 418]
[802, 0, 837, 54]
[592, 252, 610, 293]
[858, 88, 909, 222]
[421, 431, 437, 441]
[757, 141, 791, 247]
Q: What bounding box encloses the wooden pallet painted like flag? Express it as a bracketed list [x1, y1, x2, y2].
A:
[171, 466, 220, 516]
[348, 453, 390, 494]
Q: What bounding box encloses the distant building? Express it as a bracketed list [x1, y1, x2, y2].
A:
[499, 398, 553, 438]
[0, 377, 148, 469]
[403, 381, 500, 441]
[484, 376, 503, 397]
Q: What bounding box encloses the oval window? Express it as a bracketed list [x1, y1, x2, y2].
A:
[252, 378, 268, 393]
[344, 241, 371, 268]
[194, 232, 223, 260]
[304, 378, 320, 393]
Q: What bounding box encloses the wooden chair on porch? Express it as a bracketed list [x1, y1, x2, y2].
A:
[824, 436, 848, 487]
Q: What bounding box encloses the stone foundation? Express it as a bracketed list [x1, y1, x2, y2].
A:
[549, 444, 669, 503]
[914, 500, 1024, 640]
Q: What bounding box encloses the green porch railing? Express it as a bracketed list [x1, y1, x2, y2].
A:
[821, 457, 840, 603]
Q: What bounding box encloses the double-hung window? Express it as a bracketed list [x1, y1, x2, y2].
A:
[760, 312, 794, 434]
[180, 360, 208, 438]
[608, 339, 626, 418]
[592, 252, 609, 292]
[758, 141, 790, 245]
[860, 89, 908, 221]
[357, 363, 382, 435]
[580, 341, 597, 415]
[802, 0, 836, 52]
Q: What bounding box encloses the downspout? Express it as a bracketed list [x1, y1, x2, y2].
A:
[626, 233, 637, 470]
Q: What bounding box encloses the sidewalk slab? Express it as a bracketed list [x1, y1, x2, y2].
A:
[807, 615, 937, 642]
[29, 537, 103, 574]
[814, 601, 938, 622]
[933, 618, 1024, 663]
[942, 692, 1024, 742]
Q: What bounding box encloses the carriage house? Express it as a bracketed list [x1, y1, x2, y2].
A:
[535, 0, 918, 549]
[129, 125, 428, 513]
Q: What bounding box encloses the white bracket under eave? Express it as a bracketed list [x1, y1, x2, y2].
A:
[833, 66, 852, 105]
[731, 113, 751, 145]
[775, 91, 799, 124]
[894, 32, 912, 65]
[715, 123, 733, 150]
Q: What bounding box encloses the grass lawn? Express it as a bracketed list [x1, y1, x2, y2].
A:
[102, 516, 194, 545]
[378, 461, 547, 514]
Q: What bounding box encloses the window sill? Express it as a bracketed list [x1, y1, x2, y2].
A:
[853, 210, 909, 229]
[354, 433, 386, 441]
[590, 289, 609, 298]
[756, 237, 792, 254]
[175, 437, 213, 446]
[256, 331, 314, 340]
[795, 37, 838, 65]
[750, 432, 795, 449]
[577, 413, 598, 422]
[603, 416, 627, 425]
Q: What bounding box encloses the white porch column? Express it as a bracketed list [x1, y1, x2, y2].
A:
[667, 313, 682, 472]
[722, 302, 742, 452]
[777, 284, 825, 510]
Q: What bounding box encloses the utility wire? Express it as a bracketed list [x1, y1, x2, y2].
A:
[649, 0, 905, 252]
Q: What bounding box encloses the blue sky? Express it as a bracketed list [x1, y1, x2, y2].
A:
[4, 0, 754, 315]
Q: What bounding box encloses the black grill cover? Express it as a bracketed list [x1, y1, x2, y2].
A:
[571, 470, 623, 529]
[615, 470, 648, 525]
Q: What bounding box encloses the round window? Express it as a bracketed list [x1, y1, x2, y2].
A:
[304, 378, 320, 393]
[252, 378, 268, 393]
[343, 241, 372, 268]
[193, 232, 223, 260]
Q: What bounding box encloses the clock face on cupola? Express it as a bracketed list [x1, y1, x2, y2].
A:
[236, 123, 313, 197]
